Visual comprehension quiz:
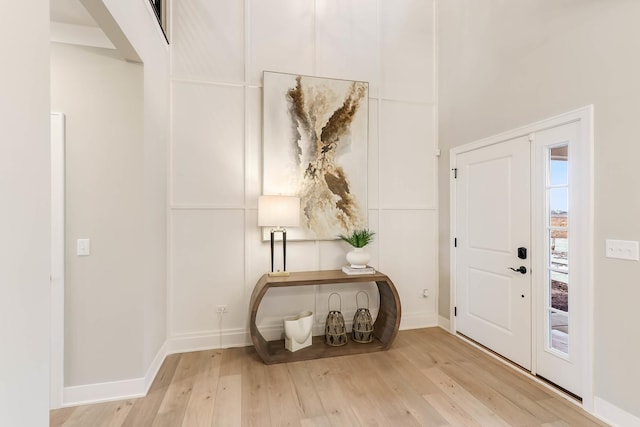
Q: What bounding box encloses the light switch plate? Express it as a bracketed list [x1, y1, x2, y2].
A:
[605, 239, 639, 261]
[77, 238, 90, 256]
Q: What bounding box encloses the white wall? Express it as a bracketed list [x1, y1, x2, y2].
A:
[168, 0, 438, 348]
[50, 42, 144, 386]
[0, 2, 51, 426]
[438, 0, 640, 421]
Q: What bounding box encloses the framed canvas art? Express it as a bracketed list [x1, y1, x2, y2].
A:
[263, 71, 369, 240]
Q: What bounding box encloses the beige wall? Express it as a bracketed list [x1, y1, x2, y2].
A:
[0, 2, 51, 425]
[51, 43, 145, 385]
[48, 0, 170, 394]
[438, 0, 640, 418]
[101, 0, 171, 374]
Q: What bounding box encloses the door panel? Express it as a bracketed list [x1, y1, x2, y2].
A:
[455, 136, 531, 369]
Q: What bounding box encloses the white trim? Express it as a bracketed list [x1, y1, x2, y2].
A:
[594, 397, 640, 427]
[399, 311, 439, 330]
[63, 378, 145, 408]
[50, 112, 65, 410]
[61, 341, 168, 407]
[438, 315, 450, 331]
[449, 106, 595, 412]
[166, 329, 251, 354]
[143, 341, 169, 394]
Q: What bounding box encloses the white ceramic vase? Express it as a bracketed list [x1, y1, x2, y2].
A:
[284, 311, 313, 352]
[346, 247, 371, 268]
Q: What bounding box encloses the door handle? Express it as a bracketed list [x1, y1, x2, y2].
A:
[509, 266, 527, 274]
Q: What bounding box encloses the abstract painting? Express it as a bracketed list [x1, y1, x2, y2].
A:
[263, 71, 369, 240]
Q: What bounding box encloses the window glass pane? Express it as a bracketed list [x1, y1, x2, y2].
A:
[549, 146, 568, 186]
[549, 188, 568, 221]
[550, 230, 568, 271]
[550, 311, 569, 354]
[550, 271, 568, 312]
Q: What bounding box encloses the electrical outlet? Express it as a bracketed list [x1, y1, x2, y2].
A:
[216, 305, 228, 314]
[422, 289, 429, 298]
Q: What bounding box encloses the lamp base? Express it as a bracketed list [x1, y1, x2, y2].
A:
[268, 270, 290, 277]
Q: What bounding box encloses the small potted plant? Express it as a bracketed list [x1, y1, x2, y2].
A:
[338, 228, 376, 268]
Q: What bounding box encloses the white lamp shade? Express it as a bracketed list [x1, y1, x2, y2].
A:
[258, 195, 301, 227]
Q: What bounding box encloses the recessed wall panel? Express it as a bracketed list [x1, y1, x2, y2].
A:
[381, 0, 434, 102]
[316, 0, 380, 97]
[171, 82, 245, 206]
[249, 0, 315, 84]
[380, 101, 436, 208]
[172, 0, 244, 82]
[171, 210, 245, 334]
[379, 210, 437, 317]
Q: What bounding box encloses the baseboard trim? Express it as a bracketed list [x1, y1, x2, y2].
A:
[438, 315, 451, 331]
[63, 378, 146, 407]
[62, 342, 168, 408]
[399, 311, 439, 330]
[143, 341, 169, 393]
[166, 328, 251, 354]
[594, 396, 640, 427]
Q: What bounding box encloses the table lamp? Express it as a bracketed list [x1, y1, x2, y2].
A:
[258, 195, 300, 276]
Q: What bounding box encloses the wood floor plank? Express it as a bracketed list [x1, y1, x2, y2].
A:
[423, 366, 512, 427]
[212, 374, 242, 427]
[97, 400, 136, 427]
[181, 349, 223, 427]
[440, 361, 543, 426]
[286, 361, 327, 420]
[423, 392, 483, 427]
[299, 415, 331, 427]
[121, 352, 181, 427]
[341, 354, 422, 426]
[307, 356, 362, 426]
[241, 355, 271, 427]
[453, 359, 558, 423]
[264, 363, 302, 427]
[50, 328, 608, 427]
[366, 352, 449, 426]
[536, 398, 608, 427]
[338, 355, 396, 427]
[58, 400, 132, 427]
[152, 351, 203, 427]
[383, 345, 442, 395]
[219, 346, 245, 376]
[50, 406, 76, 427]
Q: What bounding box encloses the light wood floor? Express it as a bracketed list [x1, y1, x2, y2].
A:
[50, 328, 607, 426]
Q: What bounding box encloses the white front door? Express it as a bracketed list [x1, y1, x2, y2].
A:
[454, 136, 532, 369]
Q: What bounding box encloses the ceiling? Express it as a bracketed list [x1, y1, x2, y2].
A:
[50, 0, 97, 26]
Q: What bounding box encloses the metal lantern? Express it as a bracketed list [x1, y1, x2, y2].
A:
[325, 293, 348, 346]
[352, 291, 374, 343]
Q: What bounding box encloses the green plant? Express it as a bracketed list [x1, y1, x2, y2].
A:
[338, 229, 376, 248]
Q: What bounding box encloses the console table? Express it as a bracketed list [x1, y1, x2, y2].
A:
[249, 270, 401, 364]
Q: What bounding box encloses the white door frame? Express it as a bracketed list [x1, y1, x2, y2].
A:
[50, 112, 65, 409]
[449, 106, 594, 411]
